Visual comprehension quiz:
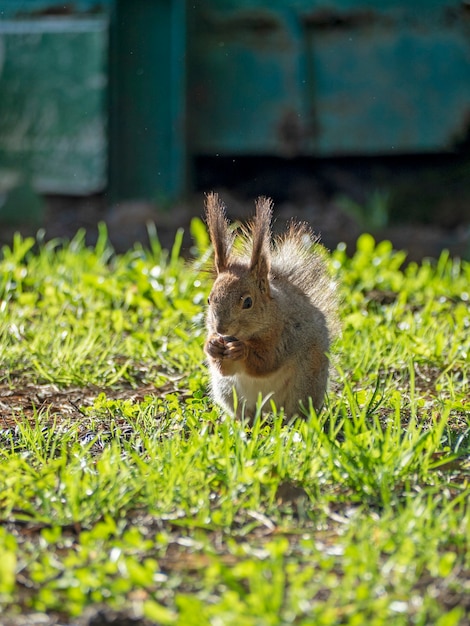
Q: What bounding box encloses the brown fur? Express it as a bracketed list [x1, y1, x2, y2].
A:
[204, 193, 338, 419]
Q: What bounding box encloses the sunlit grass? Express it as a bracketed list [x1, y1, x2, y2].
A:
[0, 225, 469, 624]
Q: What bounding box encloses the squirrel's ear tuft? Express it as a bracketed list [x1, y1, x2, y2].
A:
[250, 197, 272, 289]
[205, 192, 233, 273]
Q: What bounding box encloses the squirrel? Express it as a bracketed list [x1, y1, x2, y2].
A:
[204, 192, 338, 420]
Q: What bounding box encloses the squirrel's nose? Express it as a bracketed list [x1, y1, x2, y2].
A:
[212, 314, 228, 336]
[214, 319, 232, 336]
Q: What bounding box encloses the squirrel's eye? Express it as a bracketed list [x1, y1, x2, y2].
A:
[207, 296, 211, 305]
[242, 296, 253, 310]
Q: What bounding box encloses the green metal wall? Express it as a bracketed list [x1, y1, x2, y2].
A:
[187, 0, 470, 157]
[109, 0, 186, 202]
[0, 1, 112, 198]
[0, 0, 186, 202]
[1, 0, 469, 206]
[0, 16, 108, 194]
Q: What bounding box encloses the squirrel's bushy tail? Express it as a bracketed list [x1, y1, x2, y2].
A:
[271, 223, 339, 338]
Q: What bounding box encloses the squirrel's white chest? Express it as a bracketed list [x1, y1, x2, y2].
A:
[226, 366, 293, 413]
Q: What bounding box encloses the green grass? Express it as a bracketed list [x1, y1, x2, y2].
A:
[0, 224, 469, 625]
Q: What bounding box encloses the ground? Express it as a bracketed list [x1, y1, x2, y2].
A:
[0, 157, 469, 625]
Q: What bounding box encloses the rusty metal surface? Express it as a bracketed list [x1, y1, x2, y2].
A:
[0, 1, 113, 196]
[0, 15, 109, 195]
[188, 1, 470, 156]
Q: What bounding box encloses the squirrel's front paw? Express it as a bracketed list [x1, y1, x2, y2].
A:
[205, 334, 226, 359]
[205, 334, 247, 362]
[223, 339, 247, 361]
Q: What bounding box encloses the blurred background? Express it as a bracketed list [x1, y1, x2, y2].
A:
[0, 0, 469, 258]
